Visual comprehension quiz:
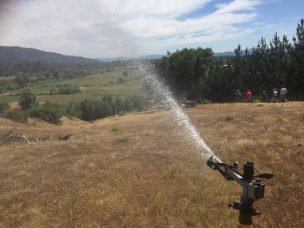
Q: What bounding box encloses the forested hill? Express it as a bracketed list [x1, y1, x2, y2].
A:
[0, 46, 99, 64]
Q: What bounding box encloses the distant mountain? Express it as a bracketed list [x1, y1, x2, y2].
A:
[214, 51, 235, 57]
[96, 55, 164, 62]
[0, 46, 100, 64]
[141, 55, 164, 60]
[97, 52, 235, 62]
[96, 57, 131, 62]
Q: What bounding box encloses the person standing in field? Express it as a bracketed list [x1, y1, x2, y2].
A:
[246, 89, 253, 103]
[271, 89, 278, 103]
[244, 89, 252, 103]
[262, 90, 268, 102]
[235, 90, 242, 102]
[280, 87, 288, 102]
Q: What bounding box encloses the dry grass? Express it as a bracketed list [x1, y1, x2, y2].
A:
[0, 102, 303, 227]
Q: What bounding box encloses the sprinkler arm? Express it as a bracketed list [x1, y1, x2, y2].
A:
[207, 155, 273, 225]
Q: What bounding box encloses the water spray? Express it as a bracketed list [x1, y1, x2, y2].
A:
[130, 56, 274, 226]
[134, 61, 221, 160]
[86, 5, 271, 225]
[135, 61, 273, 226]
[207, 156, 273, 225]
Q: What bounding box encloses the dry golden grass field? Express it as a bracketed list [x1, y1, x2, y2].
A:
[0, 102, 303, 227]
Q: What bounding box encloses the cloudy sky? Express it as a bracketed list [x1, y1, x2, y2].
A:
[0, 0, 303, 58]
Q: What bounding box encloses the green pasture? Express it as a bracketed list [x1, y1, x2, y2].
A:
[0, 69, 148, 104]
[0, 95, 19, 103]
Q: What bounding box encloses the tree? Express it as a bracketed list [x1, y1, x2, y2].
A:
[100, 95, 114, 117]
[19, 88, 37, 110]
[123, 71, 128, 77]
[79, 99, 97, 121]
[156, 47, 213, 100]
[15, 74, 30, 88]
[291, 19, 304, 99]
[29, 101, 62, 125]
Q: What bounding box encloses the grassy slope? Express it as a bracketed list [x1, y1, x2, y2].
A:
[0, 69, 147, 104]
[0, 102, 303, 227]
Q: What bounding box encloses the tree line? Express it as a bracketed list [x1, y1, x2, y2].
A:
[155, 19, 304, 102]
[0, 88, 149, 124]
[0, 61, 103, 93]
[0, 60, 132, 93]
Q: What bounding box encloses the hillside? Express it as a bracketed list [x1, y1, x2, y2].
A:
[0, 103, 303, 227]
[0, 46, 100, 64]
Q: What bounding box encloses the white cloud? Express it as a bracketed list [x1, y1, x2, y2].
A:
[0, 0, 264, 57]
[214, 0, 262, 14]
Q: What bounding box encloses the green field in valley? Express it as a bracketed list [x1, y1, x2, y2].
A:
[0, 69, 148, 104]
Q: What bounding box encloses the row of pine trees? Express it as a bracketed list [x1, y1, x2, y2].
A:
[155, 19, 304, 102]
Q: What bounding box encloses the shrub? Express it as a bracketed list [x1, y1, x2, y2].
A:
[111, 127, 120, 132]
[56, 86, 81, 94]
[19, 88, 37, 110]
[131, 95, 145, 111]
[65, 102, 81, 118]
[123, 71, 128, 77]
[0, 102, 9, 114]
[77, 95, 150, 121]
[79, 99, 98, 121]
[5, 110, 28, 123]
[115, 136, 129, 143]
[123, 97, 133, 111]
[29, 102, 62, 124]
[224, 116, 234, 122]
[200, 99, 211, 104]
[117, 77, 126, 84]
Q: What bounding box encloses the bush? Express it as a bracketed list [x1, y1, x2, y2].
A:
[0, 102, 9, 114]
[224, 116, 234, 122]
[200, 99, 211, 104]
[117, 77, 127, 84]
[29, 102, 62, 124]
[77, 95, 150, 121]
[5, 110, 28, 123]
[131, 96, 145, 111]
[115, 136, 129, 143]
[79, 99, 99, 121]
[19, 88, 37, 110]
[65, 102, 81, 118]
[123, 71, 128, 77]
[56, 86, 81, 94]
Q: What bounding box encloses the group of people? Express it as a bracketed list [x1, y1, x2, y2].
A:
[234, 89, 253, 103]
[267, 87, 288, 103]
[235, 87, 288, 103]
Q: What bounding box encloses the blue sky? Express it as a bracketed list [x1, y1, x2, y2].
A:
[0, 0, 303, 58]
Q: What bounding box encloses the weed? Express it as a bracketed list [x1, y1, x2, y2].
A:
[200, 99, 210, 104]
[163, 169, 177, 179]
[153, 191, 167, 212]
[111, 127, 120, 133]
[115, 136, 129, 143]
[224, 116, 234, 121]
[0, 203, 6, 210]
[0, 200, 11, 211]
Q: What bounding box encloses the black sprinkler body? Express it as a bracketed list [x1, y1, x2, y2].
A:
[207, 156, 273, 225]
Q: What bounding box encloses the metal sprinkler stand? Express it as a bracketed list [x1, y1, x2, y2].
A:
[207, 156, 273, 225]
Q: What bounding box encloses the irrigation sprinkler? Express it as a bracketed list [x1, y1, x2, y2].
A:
[207, 155, 273, 225]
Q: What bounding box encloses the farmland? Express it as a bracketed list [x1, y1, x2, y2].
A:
[0, 69, 147, 104]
